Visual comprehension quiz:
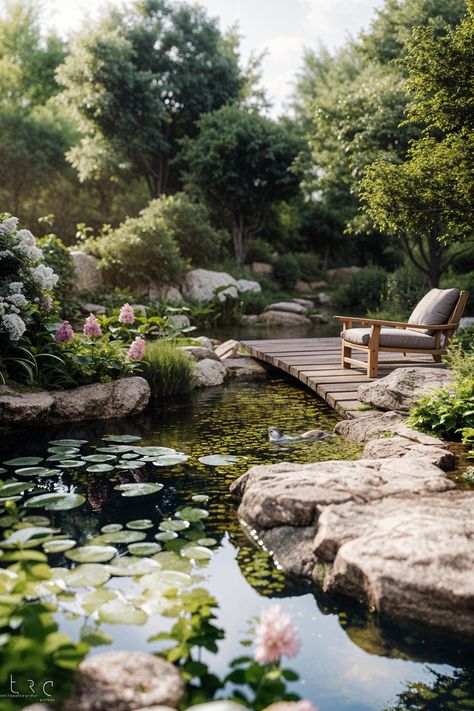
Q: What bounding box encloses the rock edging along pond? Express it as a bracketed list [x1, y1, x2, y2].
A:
[230, 454, 474, 638]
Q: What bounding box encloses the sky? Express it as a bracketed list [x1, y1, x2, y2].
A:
[45, 0, 384, 115]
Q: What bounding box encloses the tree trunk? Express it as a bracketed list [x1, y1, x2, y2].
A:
[232, 216, 245, 267]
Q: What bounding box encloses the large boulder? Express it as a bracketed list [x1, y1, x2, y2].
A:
[264, 301, 308, 315]
[149, 283, 183, 302]
[230, 458, 454, 530]
[50, 377, 150, 422]
[193, 359, 227, 388]
[257, 311, 311, 327]
[62, 651, 184, 711]
[326, 266, 360, 284]
[236, 278, 261, 294]
[0, 386, 54, 428]
[70, 251, 103, 293]
[182, 269, 239, 302]
[334, 411, 404, 442]
[250, 261, 272, 275]
[358, 367, 453, 412]
[362, 436, 455, 470]
[179, 346, 220, 362]
[317, 492, 474, 637]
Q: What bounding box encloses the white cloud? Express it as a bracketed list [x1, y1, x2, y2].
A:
[302, 0, 384, 49]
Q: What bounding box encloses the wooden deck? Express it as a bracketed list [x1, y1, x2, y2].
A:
[242, 337, 444, 418]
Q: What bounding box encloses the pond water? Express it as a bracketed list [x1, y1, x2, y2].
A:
[1, 377, 473, 710]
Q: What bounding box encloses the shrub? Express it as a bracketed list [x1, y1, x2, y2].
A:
[383, 267, 429, 318]
[85, 201, 187, 288]
[37, 233, 75, 307]
[245, 237, 274, 264]
[140, 340, 195, 399]
[155, 193, 226, 266]
[293, 252, 322, 282]
[272, 253, 301, 291]
[334, 265, 388, 313]
[441, 269, 474, 315]
[241, 290, 267, 315]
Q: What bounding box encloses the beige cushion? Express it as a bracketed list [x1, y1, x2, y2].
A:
[343, 327, 436, 349]
[408, 288, 459, 334]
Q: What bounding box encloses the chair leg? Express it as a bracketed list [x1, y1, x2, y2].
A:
[432, 354, 442, 363]
[342, 344, 351, 369]
[368, 348, 378, 377]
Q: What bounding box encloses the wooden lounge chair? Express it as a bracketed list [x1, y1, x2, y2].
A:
[334, 288, 470, 377]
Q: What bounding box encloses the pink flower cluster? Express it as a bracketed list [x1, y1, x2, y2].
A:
[83, 313, 102, 337]
[40, 295, 53, 312]
[54, 321, 75, 343]
[127, 336, 146, 361]
[254, 604, 301, 665]
[119, 303, 135, 324]
[266, 702, 318, 711]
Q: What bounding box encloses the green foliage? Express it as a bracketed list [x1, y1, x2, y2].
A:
[334, 265, 388, 313]
[140, 340, 195, 399]
[57, 0, 243, 196]
[188, 290, 244, 328]
[272, 254, 301, 291]
[37, 232, 74, 307]
[85, 201, 188, 288]
[372, 266, 430, 319]
[57, 334, 137, 386]
[408, 335, 474, 438]
[293, 251, 323, 281]
[182, 105, 304, 264]
[99, 304, 196, 342]
[245, 237, 274, 264]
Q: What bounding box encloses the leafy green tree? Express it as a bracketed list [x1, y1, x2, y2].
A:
[57, 0, 244, 198]
[181, 105, 303, 265]
[361, 1, 474, 285]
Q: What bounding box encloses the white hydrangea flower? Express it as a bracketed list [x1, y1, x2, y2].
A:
[0, 216, 19, 236]
[2, 313, 26, 340]
[29, 264, 59, 290]
[8, 282, 24, 293]
[0, 250, 14, 259]
[13, 230, 43, 261]
[7, 293, 28, 308]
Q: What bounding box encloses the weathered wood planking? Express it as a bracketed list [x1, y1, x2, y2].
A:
[243, 337, 443, 417]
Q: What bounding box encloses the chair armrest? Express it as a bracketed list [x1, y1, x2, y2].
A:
[334, 315, 459, 331]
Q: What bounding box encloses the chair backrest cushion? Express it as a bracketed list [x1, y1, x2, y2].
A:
[408, 288, 460, 333]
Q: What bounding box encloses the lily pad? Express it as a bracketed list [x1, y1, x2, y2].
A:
[66, 545, 117, 563]
[121, 452, 140, 460]
[127, 542, 162, 556]
[101, 524, 123, 533]
[134, 446, 176, 457]
[1, 526, 58, 547]
[3, 457, 43, 467]
[198, 454, 240, 466]
[49, 439, 88, 446]
[176, 507, 209, 522]
[197, 538, 218, 547]
[96, 445, 134, 454]
[0, 481, 34, 497]
[181, 544, 214, 561]
[80, 625, 114, 647]
[115, 461, 145, 470]
[14, 467, 59, 478]
[48, 446, 80, 455]
[86, 464, 115, 473]
[153, 551, 191, 573]
[127, 519, 153, 530]
[159, 519, 190, 532]
[152, 454, 189, 467]
[57, 460, 87, 469]
[90, 530, 145, 545]
[191, 494, 210, 503]
[114, 483, 163, 497]
[154, 531, 178, 541]
[98, 598, 147, 625]
[106, 556, 160, 576]
[82, 454, 116, 463]
[102, 435, 142, 443]
[22, 515, 51, 526]
[42, 539, 77, 554]
[60, 563, 111, 588]
[80, 588, 117, 615]
[24, 492, 86, 511]
[140, 569, 192, 591]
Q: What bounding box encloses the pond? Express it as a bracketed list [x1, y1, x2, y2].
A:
[0, 377, 473, 710]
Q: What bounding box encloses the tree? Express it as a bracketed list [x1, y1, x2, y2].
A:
[181, 105, 304, 265]
[361, 1, 474, 285]
[57, 0, 244, 198]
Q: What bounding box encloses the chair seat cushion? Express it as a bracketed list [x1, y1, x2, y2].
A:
[342, 327, 436, 349]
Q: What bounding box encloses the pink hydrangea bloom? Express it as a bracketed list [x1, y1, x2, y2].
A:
[127, 336, 146, 361]
[40, 295, 53, 312]
[83, 313, 102, 337]
[254, 604, 301, 664]
[54, 321, 75, 343]
[119, 303, 135, 324]
[265, 702, 319, 711]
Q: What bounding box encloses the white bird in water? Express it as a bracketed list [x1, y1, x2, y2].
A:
[268, 427, 335, 444]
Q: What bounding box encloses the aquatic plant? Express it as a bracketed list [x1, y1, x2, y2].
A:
[254, 605, 301, 664]
[140, 340, 195, 398]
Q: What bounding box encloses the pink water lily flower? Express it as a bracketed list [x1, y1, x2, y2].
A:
[127, 336, 146, 361]
[54, 321, 75, 342]
[119, 303, 135, 324]
[254, 604, 301, 664]
[264, 702, 318, 711]
[83, 313, 102, 337]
